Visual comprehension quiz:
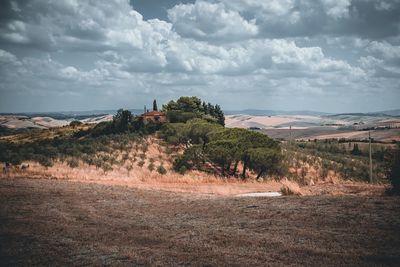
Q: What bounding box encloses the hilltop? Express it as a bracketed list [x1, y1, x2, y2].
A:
[1, 96, 397, 197]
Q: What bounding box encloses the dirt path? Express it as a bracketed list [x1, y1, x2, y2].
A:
[1, 178, 400, 266]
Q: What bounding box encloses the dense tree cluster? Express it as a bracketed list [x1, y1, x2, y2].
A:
[160, 120, 283, 179]
[162, 96, 225, 126]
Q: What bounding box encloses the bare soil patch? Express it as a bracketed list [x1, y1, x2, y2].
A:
[1, 178, 399, 266]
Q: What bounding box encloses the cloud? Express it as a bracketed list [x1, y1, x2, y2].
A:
[167, 1, 258, 41]
[358, 41, 400, 78]
[218, 0, 400, 39]
[320, 0, 351, 19]
[0, 49, 19, 64]
[0, 0, 399, 112]
[0, 0, 172, 52]
[367, 41, 400, 61]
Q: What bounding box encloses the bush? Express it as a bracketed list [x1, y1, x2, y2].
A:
[280, 186, 297, 196]
[91, 121, 113, 137]
[141, 143, 148, 153]
[178, 165, 187, 175]
[157, 165, 167, 175]
[101, 162, 113, 174]
[67, 158, 79, 168]
[122, 153, 129, 162]
[37, 156, 53, 168]
[173, 154, 192, 173]
[148, 162, 155, 172]
[137, 160, 145, 168]
[70, 120, 82, 127]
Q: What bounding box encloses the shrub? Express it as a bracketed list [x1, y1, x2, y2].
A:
[67, 158, 79, 168]
[70, 120, 82, 127]
[101, 162, 113, 174]
[93, 158, 102, 169]
[178, 165, 187, 175]
[137, 160, 145, 168]
[280, 186, 297, 196]
[37, 156, 53, 168]
[173, 154, 192, 173]
[319, 166, 329, 179]
[165, 146, 173, 155]
[126, 164, 133, 176]
[157, 165, 167, 175]
[148, 162, 155, 172]
[122, 153, 129, 162]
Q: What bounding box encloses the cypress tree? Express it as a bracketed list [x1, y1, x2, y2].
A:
[153, 99, 158, 111]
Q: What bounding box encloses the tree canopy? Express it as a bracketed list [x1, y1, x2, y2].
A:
[162, 96, 225, 126]
[160, 120, 283, 179]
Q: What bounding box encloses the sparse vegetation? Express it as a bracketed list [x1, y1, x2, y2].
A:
[282, 140, 391, 184]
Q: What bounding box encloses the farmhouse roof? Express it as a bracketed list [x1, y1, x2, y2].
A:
[142, 111, 166, 116]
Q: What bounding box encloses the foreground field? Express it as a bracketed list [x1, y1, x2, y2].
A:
[1, 178, 399, 266]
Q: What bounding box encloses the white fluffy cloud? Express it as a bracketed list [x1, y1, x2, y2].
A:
[168, 1, 258, 41]
[320, 0, 351, 19]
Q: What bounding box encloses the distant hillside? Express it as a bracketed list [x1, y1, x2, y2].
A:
[225, 109, 400, 117]
[370, 109, 400, 116]
[224, 109, 330, 116]
[0, 109, 144, 120]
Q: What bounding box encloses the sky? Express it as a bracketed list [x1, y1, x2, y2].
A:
[0, 0, 399, 113]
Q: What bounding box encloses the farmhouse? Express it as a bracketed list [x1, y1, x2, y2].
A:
[141, 99, 167, 123]
[141, 111, 167, 123]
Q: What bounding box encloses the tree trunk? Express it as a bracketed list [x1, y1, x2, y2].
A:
[221, 163, 225, 176]
[226, 161, 231, 172]
[241, 160, 247, 179]
[233, 160, 239, 175]
[256, 169, 264, 180]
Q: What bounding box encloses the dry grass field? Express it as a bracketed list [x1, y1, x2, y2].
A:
[1, 177, 399, 266]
